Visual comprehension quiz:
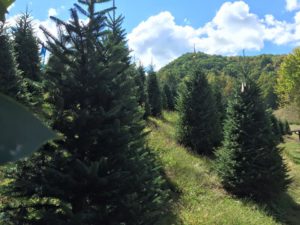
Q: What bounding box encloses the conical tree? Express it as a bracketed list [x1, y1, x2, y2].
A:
[12, 11, 44, 111]
[0, 30, 22, 100]
[132, 64, 150, 119]
[134, 64, 147, 106]
[215, 79, 290, 201]
[12, 11, 41, 81]
[3, 1, 169, 224]
[147, 67, 162, 117]
[163, 84, 175, 110]
[176, 68, 221, 154]
[0, 9, 21, 99]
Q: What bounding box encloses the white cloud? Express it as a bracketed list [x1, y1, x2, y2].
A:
[197, 1, 265, 55]
[128, 1, 265, 69]
[128, 11, 200, 69]
[48, 8, 58, 17]
[128, 1, 300, 69]
[286, 0, 300, 11]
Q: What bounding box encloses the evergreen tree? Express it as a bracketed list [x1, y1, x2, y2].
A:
[147, 67, 162, 117]
[134, 65, 147, 106]
[12, 11, 44, 111]
[162, 87, 168, 109]
[163, 84, 175, 110]
[269, 113, 284, 144]
[176, 68, 221, 154]
[133, 64, 150, 119]
[12, 11, 41, 81]
[215, 79, 290, 201]
[144, 93, 151, 119]
[3, 1, 169, 224]
[0, 30, 22, 100]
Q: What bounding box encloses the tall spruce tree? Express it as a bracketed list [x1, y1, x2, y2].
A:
[0, 28, 22, 100]
[12, 12, 44, 111]
[147, 67, 162, 117]
[163, 84, 175, 110]
[134, 65, 147, 106]
[215, 79, 290, 201]
[3, 1, 169, 224]
[12, 11, 41, 81]
[133, 64, 150, 119]
[176, 68, 221, 154]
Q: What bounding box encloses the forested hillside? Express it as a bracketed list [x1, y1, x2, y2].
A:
[158, 52, 284, 109]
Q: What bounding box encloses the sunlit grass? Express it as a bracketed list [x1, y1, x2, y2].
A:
[148, 111, 280, 225]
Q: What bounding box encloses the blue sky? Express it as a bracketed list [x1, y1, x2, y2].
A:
[7, 0, 300, 69]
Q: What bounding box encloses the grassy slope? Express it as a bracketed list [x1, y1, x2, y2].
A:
[277, 126, 300, 225]
[148, 112, 280, 225]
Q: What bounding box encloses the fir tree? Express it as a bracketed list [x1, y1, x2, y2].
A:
[163, 84, 175, 110]
[3, 1, 169, 224]
[12, 11, 41, 81]
[162, 87, 168, 109]
[134, 65, 147, 106]
[147, 67, 162, 117]
[133, 64, 150, 119]
[144, 93, 151, 119]
[215, 79, 290, 201]
[0, 30, 22, 100]
[12, 11, 44, 111]
[176, 68, 221, 154]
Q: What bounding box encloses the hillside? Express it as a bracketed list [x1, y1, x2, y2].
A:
[158, 52, 284, 109]
[149, 111, 300, 225]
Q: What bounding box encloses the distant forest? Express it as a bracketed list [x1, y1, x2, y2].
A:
[158, 52, 284, 110]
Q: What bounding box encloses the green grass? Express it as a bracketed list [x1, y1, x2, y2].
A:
[148, 111, 284, 225]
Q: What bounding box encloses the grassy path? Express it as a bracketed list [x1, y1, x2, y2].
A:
[148, 112, 281, 225]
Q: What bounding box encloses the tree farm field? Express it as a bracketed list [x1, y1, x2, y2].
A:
[149, 112, 300, 225]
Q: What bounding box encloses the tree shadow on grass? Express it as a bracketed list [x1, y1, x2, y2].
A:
[265, 193, 300, 225]
[155, 170, 184, 225]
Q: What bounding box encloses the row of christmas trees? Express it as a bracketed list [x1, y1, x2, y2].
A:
[175, 67, 291, 201]
[145, 62, 290, 201]
[0, 1, 171, 224]
[0, 0, 292, 223]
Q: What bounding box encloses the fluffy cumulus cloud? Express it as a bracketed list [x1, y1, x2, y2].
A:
[128, 1, 300, 69]
[286, 0, 300, 11]
[128, 11, 201, 69]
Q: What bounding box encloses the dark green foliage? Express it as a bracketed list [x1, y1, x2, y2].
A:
[12, 12, 44, 111]
[163, 84, 175, 110]
[133, 65, 150, 119]
[147, 67, 162, 117]
[144, 93, 151, 119]
[0, 34, 22, 99]
[134, 65, 147, 106]
[3, 1, 169, 224]
[215, 80, 290, 201]
[269, 112, 284, 144]
[13, 12, 41, 81]
[162, 87, 168, 109]
[176, 68, 221, 154]
[284, 120, 291, 135]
